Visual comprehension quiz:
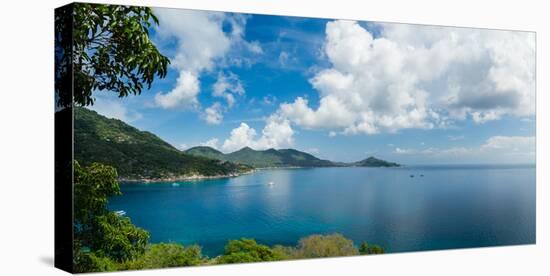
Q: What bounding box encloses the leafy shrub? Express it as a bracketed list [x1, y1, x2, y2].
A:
[294, 234, 359, 258]
[90, 212, 150, 261]
[74, 251, 118, 273]
[74, 161, 149, 265]
[217, 239, 283, 264]
[121, 243, 203, 270]
[273, 234, 360, 259]
[359, 242, 385, 255]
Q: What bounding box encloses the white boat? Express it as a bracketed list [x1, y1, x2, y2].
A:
[172, 182, 180, 187]
[268, 181, 274, 186]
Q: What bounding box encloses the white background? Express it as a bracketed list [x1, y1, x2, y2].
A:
[0, 0, 547, 275]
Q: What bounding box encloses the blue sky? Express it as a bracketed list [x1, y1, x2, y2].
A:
[90, 8, 536, 165]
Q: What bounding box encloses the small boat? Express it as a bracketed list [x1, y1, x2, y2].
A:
[172, 182, 180, 187]
[114, 210, 126, 216]
[268, 181, 275, 186]
[409, 175, 414, 178]
[420, 174, 424, 177]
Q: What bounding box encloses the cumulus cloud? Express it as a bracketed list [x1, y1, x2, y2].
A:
[393, 135, 535, 163]
[153, 9, 260, 114]
[202, 71, 246, 124]
[200, 138, 220, 149]
[221, 123, 257, 152]
[221, 116, 294, 152]
[280, 96, 355, 130]
[153, 10, 228, 109]
[202, 102, 224, 125]
[278, 20, 535, 135]
[155, 71, 200, 109]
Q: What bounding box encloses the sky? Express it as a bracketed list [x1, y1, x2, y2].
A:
[89, 7, 536, 165]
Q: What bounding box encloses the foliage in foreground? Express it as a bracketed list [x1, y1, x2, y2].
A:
[359, 241, 385, 255]
[73, 161, 384, 272]
[120, 243, 204, 270]
[55, 3, 170, 108]
[217, 239, 285, 264]
[73, 161, 150, 272]
[273, 234, 359, 259]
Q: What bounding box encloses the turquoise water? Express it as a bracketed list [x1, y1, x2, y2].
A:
[108, 165, 535, 256]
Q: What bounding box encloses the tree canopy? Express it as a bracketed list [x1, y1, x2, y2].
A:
[272, 234, 359, 259]
[359, 241, 385, 255]
[120, 243, 203, 270]
[217, 239, 284, 264]
[73, 161, 149, 271]
[55, 3, 169, 108]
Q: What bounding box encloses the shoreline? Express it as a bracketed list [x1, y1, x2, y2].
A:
[118, 169, 257, 183]
[117, 165, 406, 183]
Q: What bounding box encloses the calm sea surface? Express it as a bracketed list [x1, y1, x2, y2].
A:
[109, 165, 535, 256]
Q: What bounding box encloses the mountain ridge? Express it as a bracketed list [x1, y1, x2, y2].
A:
[73, 107, 253, 180]
[186, 146, 335, 168]
[185, 146, 400, 168]
[352, 156, 400, 167]
[73, 107, 399, 181]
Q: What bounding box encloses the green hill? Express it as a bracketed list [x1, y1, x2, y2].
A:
[186, 146, 400, 168]
[353, 157, 400, 167]
[74, 107, 252, 180]
[184, 146, 225, 160]
[186, 146, 335, 168]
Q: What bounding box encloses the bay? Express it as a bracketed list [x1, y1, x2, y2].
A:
[108, 165, 535, 256]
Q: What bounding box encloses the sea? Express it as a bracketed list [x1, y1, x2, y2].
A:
[108, 165, 536, 256]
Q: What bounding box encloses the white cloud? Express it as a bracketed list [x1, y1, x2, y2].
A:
[89, 98, 142, 123]
[247, 41, 263, 55]
[278, 20, 535, 135]
[395, 147, 415, 154]
[471, 110, 502, 124]
[221, 123, 257, 152]
[153, 10, 229, 109]
[200, 138, 220, 149]
[153, 9, 260, 112]
[202, 102, 224, 125]
[224, 14, 263, 59]
[155, 71, 200, 109]
[204, 71, 248, 123]
[393, 135, 535, 163]
[279, 96, 355, 130]
[212, 72, 245, 107]
[221, 116, 294, 152]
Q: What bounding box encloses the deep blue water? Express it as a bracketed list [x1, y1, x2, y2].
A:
[108, 165, 535, 256]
